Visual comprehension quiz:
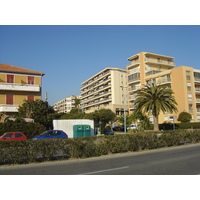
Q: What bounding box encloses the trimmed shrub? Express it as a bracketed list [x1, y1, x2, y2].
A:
[0, 120, 46, 139]
[1, 130, 200, 165]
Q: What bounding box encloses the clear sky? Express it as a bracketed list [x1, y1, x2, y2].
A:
[1, 25, 200, 106]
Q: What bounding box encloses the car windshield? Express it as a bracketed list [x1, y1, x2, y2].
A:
[39, 131, 49, 136]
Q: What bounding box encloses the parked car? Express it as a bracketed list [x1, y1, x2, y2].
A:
[104, 129, 115, 135]
[112, 126, 124, 131]
[0, 132, 27, 141]
[127, 124, 139, 130]
[32, 130, 68, 140]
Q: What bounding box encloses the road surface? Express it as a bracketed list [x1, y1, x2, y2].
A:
[1, 143, 200, 175]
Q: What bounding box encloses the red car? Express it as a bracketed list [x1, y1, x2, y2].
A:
[0, 132, 27, 141]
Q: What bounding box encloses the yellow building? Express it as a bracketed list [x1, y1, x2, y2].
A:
[0, 64, 45, 121]
[80, 67, 127, 115]
[127, 52, 200, 123]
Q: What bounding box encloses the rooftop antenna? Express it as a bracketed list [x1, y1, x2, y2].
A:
[147, 49, 153, 52]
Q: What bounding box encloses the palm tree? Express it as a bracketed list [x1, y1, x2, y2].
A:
[133, 83, 178, 131]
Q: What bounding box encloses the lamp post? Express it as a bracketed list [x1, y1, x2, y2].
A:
[121, 86, 127, 133]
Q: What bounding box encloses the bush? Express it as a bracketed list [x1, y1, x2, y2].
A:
[178, 122, 200, 129]
[1, 130, 200, 165]
[0, 120, 46, 138]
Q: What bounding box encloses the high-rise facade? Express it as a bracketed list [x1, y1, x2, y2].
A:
[80, 68, 127, 115]
[54, 95, 79, 113]
[126, 52, 200, 123]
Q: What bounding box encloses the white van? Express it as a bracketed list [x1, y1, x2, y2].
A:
[127, 124, 138, 130]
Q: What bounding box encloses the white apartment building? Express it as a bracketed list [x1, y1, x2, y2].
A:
[54, 95, 79, 113]
[80, 68, 128, 115]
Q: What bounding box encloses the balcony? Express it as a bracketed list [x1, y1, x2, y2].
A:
[196, 98, 200, 104]
[0, 83, 41, 92]
[195, 87, 200, 94]
[126, 60, 140, 68]
[194, 77, 200, 83]
[157, 78, 171, 85]
[0, 104, 19, 112]
[145, 58, 175, 67]
[129, 86, 141, 93]
[146, 70, 162, 76]
[128, 73, 140, 84]
[81, 71, 111, 89]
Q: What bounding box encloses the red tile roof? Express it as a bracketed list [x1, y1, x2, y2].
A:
[0, 64, 45, 75]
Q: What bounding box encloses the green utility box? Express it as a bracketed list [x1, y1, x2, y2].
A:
[73, 125, 91, 138]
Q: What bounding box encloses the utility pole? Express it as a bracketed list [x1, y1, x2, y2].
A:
[44, 92, 48, 101]
[121, 86, 127, 133]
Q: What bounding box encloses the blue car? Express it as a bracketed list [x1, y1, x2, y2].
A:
[32, 130, 68, 140]
[104, 129, 115, 135]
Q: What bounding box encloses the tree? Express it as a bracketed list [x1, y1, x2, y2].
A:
[17, 99, 55, 129]
[131, 112, 151, 131]
[60, 108, 85, 119]
[133, 83, 178, 131]
[177, 111, 192, 122]
[86, 109, 116, 134]
[116, 114, 132, 128]
[74, 97, 81, 108]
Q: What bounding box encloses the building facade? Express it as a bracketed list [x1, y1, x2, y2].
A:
[80, 68, 127, 115]
[126, 52, 200, 123]
[54, 95, 79, 113]
[0, 64, 44, 121]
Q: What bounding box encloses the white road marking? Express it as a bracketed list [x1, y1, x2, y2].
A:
[78, 166, 129, 175]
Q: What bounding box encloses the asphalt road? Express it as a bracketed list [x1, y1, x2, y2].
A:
[1, 143, 200, 175]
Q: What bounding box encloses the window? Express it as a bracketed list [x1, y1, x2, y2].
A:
[157, 58, 161, 63]
[28, 76, 34, 84]
[168, 60, 171, 64]
[164, 116, 169, 122]
[15, 133, 24, 138]
[3, 133, 13, 138]
[6, 94, 14, 105]
[186, 71, 191, 80]
[187, 83, 191, 91]
[27, 95, 34, 101]
[188, 93, 192, 101]
[53, 131, 61, 135]
[194, 72, 200, 81]
[189, 104, 193, 112]
[7, 74, 14, 83]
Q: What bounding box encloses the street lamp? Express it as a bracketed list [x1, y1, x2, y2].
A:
[120, 86, 127, 133]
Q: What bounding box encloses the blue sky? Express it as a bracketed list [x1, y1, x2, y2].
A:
[1, 25, 200, 106]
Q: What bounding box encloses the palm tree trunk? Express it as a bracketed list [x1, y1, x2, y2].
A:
[153, 115, 159, 131]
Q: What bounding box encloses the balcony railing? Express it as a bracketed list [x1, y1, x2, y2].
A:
[126, 60, 140, 68]
[195, 77, 200, 82]
[129, 86, 141, 92]
[146, 70, 161, 76]
[157, 78, 171, 85]
[195, 88, 200, 93]
[0, 83, 41, 92]
[81, 71, 111, 89]
[0, 104, 19, 112]
[145, 58, 175, 66]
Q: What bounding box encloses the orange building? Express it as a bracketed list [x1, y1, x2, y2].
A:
[126, 52, 200, 123]
[0, 64, 45, 121]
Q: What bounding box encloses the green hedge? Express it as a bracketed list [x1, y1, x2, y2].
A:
[177, 122, 200, 129]
[0, 120, 46, 139]
[1, 130, 200, 165]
